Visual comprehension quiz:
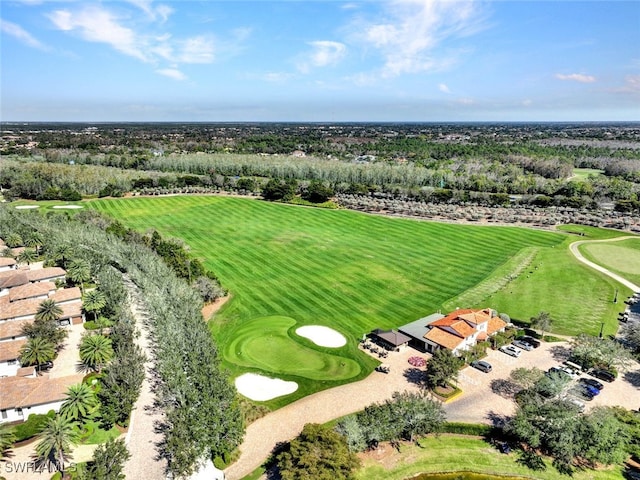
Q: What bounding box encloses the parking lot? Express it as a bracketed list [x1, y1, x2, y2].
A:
[447, 340, 640, 424]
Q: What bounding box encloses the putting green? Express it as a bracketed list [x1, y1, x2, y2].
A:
[581, 238, 640, 286]
[223, 316, 360, 381]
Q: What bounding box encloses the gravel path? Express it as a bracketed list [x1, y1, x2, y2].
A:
[122, 279, 167, 480]
[569, 236, 640, 292]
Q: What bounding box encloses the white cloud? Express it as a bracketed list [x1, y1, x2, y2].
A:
[126, 0, 173, 23]
[353, 0, 488, 77]
[1, 19, 49, 51]
[48, 6, 149, 62]
[555, 73, 596, 83]
[175, 36, 215, 63]
[612, 74, 640, 95]
[156, 68, 186, 81]
[297, 41, 347, 73]
[438, 83, 451, 93]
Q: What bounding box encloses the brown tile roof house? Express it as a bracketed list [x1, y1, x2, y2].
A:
[423, 308, 507, 353]
[0, 338, 27, 362]
[50, 287, 81, 304]
[8, 281, 56, 303]
[26, 267, 66, 283]
[0, 271, 29, 290]
[0, 258, 17, 268]
[0, 319, 31, 341]
[59, 302, 83, 321]
[0, 298, 42, 322]
[0, 373, 85, 411]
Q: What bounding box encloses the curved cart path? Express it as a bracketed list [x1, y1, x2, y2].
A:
[569, 236, 640, 292]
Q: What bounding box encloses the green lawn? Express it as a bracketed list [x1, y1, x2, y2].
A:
[571, 168, 604, 181]
[580, 238, 640, 287]
[356, 435, 624, 480]
[88, 197, 628, 402]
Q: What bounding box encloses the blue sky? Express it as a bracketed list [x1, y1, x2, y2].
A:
[1, 0, 639, 122]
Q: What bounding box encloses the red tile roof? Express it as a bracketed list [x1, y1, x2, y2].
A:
[425, 328, 464, 350]
[26, 267, 66, 283]
[0, 258, 17, 268]
[50, 287, 81, 304]
[59, 302, 82, 319]
[0, 373, 85, 410]
[9, 282, 55, 302]
[0, 319, 31, 341]
[0, 271, 29, 290]
[0, 338, 27, 362]
[0, 298, 42, 321]
[487, 316, 507, 335]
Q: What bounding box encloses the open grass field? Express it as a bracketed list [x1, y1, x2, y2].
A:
[580, 238, 640, 287]
[571, 168, 605, 181]
[354, 435, 624, 480]
[89, 196, 630, 402]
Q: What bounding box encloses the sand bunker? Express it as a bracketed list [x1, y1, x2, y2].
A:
[296, 325, 347, 348]
[52, 205, 84, 209]
[235, 373, 298, 401]
[14, 205, 40, 209]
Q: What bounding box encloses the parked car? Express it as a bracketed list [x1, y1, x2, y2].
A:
[521, 336, 541, 348]
[581, 383, 600, 396]
[512, 340, 533, 351]
[566, 396, 586, 412]
[499, 345, 521, 358]
[591, 369, 616, 383]
[579, 377, 604, 391]
[470, 360, 492, 373]
[571, 385, 595, 401]
[548, 366, 572, 380]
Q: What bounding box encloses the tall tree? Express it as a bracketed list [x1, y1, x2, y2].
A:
[25, 232, 44, 255]
[82, 289, 106, 322]
[79, 334, 114, 372]
[19, 337, 55, 373]
[60, 383, 99, 422]
[530, 311, 553, 337]
[85, 438, 130, 480]
[571, 333, 633, 371]
[35, 299, 63, 323]
[34, 415, 79, 475]
[425, 348, 463, 388]
[67, 258, 91, 293]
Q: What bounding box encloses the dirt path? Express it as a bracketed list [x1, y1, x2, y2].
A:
[569, 236, 640, 292]
[122, 278, 167, 480]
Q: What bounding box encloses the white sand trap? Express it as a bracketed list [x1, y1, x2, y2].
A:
[296, 325, 347, 348]
[235, 373, 298, 401]
[15, 205, 40, 209]
[52, 205, 84, 209]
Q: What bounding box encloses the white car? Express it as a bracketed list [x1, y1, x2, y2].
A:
[499, 345, 522, 358]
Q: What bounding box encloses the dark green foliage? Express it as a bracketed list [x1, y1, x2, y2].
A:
[612, 407, 640, 461]
[262, 178, 297, 201]
[336, 392, 445, 450]
[13, 411, 56, 442]
[85, 438, 130, 480]
[236, 177, 256, 191]
[440, 422, 492, 436]
[276, 423, 361, 480]
[425, 349, 463, 388]
[302, 180, 335, 203]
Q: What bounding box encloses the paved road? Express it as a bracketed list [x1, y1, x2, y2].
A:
[569, 236, 640, 292]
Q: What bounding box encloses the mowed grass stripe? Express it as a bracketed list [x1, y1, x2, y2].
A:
[90, 196, 569, 400]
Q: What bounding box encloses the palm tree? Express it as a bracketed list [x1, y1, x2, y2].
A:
[50, 244, 74, 269]
[19, 337, 55, 373]
[25, 232, 44, 256]
[17, 248, 37, 266]
[60, 383, 98, 422]
[34, 415, 79, 475]
[79, 334, 114, 372]
[35, 299, 63, 323]
[5, 233, 23, 248]
[82, 289, 106, 322]
[0, 424, 16, 460]
[66, 259, 91, 294]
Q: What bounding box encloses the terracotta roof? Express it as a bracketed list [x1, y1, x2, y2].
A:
[0, 298, 42, 321]
[11, 247, 25, 257]
[0, 271, 29, 290]
[457, 309, 494, 326]
[26, 267, 66, 283]
[9, 282, 55, 302]
[0, 373, 85, 410]
[0, 319, 31, 340]
[16, 366, 35, 377]
[477, 331, 488, 341]
[425, 328, 464, 350]
[0, 258, 17, 267]
[487, 316, 507, 335]
[59, 302, 82, 319]
[0, 338, 27, 362]
[50, 287, 81, 304]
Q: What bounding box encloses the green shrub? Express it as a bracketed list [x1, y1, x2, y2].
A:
[441, 422, 492, 436]
[14, 410, 55, 442]
[213, 456, 226, 469]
